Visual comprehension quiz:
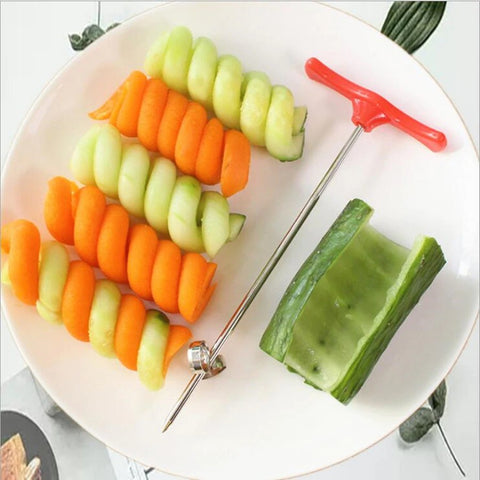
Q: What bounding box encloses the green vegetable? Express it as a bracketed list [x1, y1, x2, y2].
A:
[260, 199, 446, 404]
[399, 407, 436, 443]
[381, 2, 446, 54]
[68, 23, 120, 51]
[428, 379, 447, 420]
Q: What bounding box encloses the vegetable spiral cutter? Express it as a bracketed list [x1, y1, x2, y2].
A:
[162, 58, 447, 432]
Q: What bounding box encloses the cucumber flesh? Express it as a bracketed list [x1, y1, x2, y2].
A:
[70, 125, 101, 186]
[1, 260, 11, 286]
[260, 199, 446, 404]
[88, 280, 121, 358]
[212, 55, 243, 129]
[162, 26, 192, 95]
[292, 106, 308, 136]
[240, 72, 272, 147]
[228, 213, 246, 242]
[167, 175, 205, 253]
[137, 310, 169, 390]
[93, 124, 122, 198]
[198, 191, 230, 258]
[144, 157, 177, 235]
[265, 86, 304, 162]
[118, 143, 150, 218]
[188, 37, 218, 111]
[144, 31, 170, 78]
[37, 242, 70, 324]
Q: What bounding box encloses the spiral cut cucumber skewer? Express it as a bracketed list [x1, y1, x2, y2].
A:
[1, 219, 192, 390]
[71, 124, 246, 258]
[89, 71, 251, 198]
[44, 177, 217, 323]
[144, 25, 307, 161]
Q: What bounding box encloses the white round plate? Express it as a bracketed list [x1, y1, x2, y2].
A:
[1, 3, 478, 479]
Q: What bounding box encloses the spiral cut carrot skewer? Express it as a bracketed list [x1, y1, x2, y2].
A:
[44, 176, 216, 323]
[89, 71, 250, 198]
[1, 219, 192, 390]
[70, 124, 246, 258]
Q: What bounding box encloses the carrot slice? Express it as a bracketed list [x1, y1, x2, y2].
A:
[189, 262, 217, 323]
[61, 260, 95, 342]
[127, 224, 158, 300]
[195, 118, 224, 185]
[175, 102, 207, 175]
[137, 78, 169, 152]
[151, 240, 182, 313]
[178, 253, 209, 323]
[157, 90, 189, 160]
[73, 186, 106, 267]
[89, 82, 125, 120]
[44, 176, 77, 245]
[163, 325, 192, 376]
[108, 85, 128, 127]
[115, 71, 148, 138]
[114, 294, 147, 370]
[1, 220, 40, 305]
[220, 130, 251, 197]
[97, 204, 129, 283]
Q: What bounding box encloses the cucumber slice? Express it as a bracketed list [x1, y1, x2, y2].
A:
[118, 143, 150, 218]
[228, 213, 246, 242]
[198, 191, 230, 258]
[240, 72, 272, 147]
[37, 241, 70, 324]
[144, 157, 177, 235]
[137, 310, 169, 390]
[265, 86, 304, 162]
[144, 31, 170, 78]
[292, 106, 308, 136]
[212, 55, 243, 129]
[168, 176, 205, 253]
[70, 125, 101, 186]
[162, 26, 193, 95]
[260, 199, 446, 404]
[93, 124, 122, 198]
[89, 280, 121, 358]
[187, 37, 218, 111]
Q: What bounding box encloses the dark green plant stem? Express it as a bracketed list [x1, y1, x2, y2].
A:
[97, 1, 101, 27]
[436, 421, 466, 477]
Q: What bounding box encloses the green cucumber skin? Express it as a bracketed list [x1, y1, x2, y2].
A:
[259, 199, 373, 362]
[330, 236, 446, 404]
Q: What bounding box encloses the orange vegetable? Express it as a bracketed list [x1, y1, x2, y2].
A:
[195, 118, 224, 185]
[114, 294, 146, 370]
[44, 178, 217, 323]
[175, 102, 207, 175]
[137, 78, 169, 152]
[163, 325, 192, 375]
[90, 72, 251, 196]
[221, 130, 251, 197]
[157, 89, 189, 159]
[1, 220, 40, 305]
[61, 260, 96, 341]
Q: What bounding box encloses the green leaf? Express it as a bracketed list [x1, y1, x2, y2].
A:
[399, 407, 435, 443]
[106, 22, 120, 32]
[68, 22, 120, 51]
[83, 24, 105, 42]
[381, 2, 447, 54]
[428, 379, 447, 421]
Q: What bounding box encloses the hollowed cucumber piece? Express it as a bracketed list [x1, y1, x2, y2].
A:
[240, 72, 272, 147]
[144, 157, 177, 235]
[188, 37, 218, 111]
[162, 26, 192, 95]
[167, 176, 204, 253]
[144, 31, 170, 78]
[212, 55, 243, 129]
[70, 125, 101, 186]
[137, 310, 169, 390]
[93, 124, 122, 198]
[292, 106, 308, 136]
[265, 86, 305, 162]
[89, 280, 121, 358]
[118, 143, 150, 218]
[260, 199, 446, 404]
[36, 241, 70, 324]
[228, 213, 246, 242]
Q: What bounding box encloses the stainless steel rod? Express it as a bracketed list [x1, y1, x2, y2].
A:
[162, 125, 364, 433]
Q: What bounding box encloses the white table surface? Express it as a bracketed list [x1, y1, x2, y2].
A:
[1, 2, 478, 479]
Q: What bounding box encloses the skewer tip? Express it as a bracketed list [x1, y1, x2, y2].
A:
[161, 417, 173, 433]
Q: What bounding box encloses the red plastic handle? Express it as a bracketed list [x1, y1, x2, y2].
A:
[305, 57, 447, 152]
